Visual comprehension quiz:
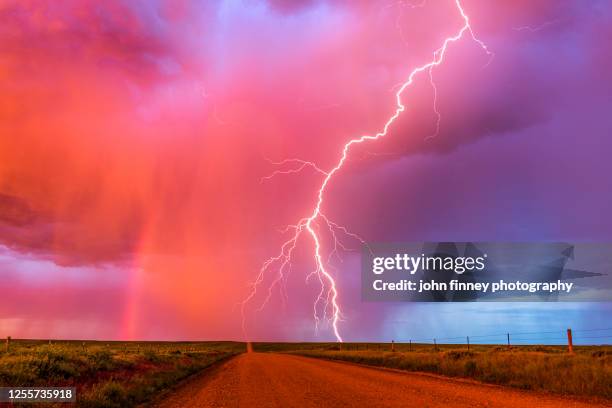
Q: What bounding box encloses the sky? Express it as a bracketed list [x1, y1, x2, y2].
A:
[0, 0, 611, 342]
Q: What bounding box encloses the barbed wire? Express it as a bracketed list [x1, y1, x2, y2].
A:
[369, 327, 612, 345]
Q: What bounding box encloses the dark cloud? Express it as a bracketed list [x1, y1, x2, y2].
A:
[0, 0, 611, 340]
[0, 193, 37, 227]
[344, 0, 609, 163]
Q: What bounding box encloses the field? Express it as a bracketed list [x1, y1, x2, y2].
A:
[2, 340, 610, 406]
[255, 342, 612, 400]
[0, 340, 244, 407]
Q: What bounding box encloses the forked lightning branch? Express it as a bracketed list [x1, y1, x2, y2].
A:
[243, 0, 494, 342]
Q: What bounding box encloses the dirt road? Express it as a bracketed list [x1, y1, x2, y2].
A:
[156, 353, 609, 408]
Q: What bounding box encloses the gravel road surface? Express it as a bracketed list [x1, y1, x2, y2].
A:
[155, 353, 609, 408]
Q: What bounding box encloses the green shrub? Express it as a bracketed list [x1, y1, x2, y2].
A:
[143, 350, 162, 363]
[79, 382, 131, 408]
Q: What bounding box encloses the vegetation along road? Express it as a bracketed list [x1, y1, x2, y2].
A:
[156, 353, 609, 408]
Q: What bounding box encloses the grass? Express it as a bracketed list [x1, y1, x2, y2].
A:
[255, 342, 612, 400]
[0, 340, 244, 407]
[4, 340, 609, 403]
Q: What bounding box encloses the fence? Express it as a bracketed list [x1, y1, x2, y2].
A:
[434, 327, 608, 345]
[339, 327, 612, 353]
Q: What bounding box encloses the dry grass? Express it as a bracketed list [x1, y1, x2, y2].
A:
[255, 343, 612, 400]
[0, 340, 244, 407]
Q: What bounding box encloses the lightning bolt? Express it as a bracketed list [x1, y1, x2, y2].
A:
[513, 18, 562, 33]
[242, 0, 492, 342]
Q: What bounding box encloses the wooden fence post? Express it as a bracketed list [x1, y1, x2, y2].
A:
[391, 340, 395, 352]
[567, 328, 574, 354]
[507, 333, 510, 349]
[5, 336, 10, 352]
[434, 338, 437, 352]
[409, 340, 412, 352]
[467, 336, 470, 351]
